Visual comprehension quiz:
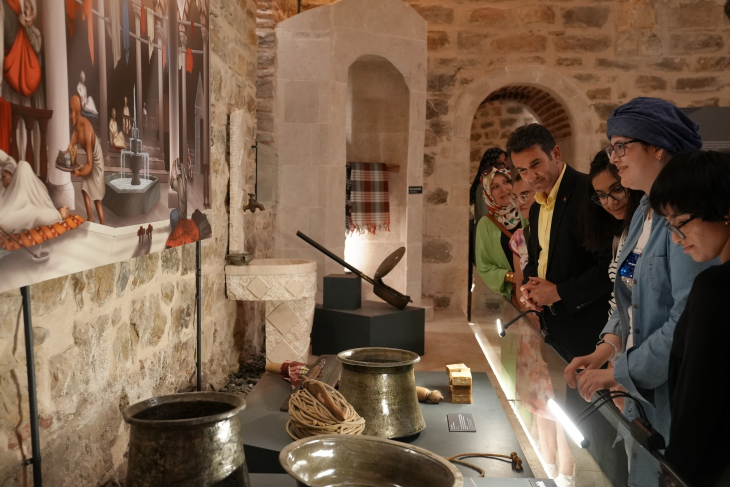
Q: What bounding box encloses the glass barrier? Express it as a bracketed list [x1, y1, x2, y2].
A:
[469, 277, 689, 487]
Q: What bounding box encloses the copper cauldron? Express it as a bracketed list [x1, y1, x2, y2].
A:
[123, 392, 250, 487]
[337, 347, 426, 438]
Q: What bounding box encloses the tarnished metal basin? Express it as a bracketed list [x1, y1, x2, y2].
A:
[337, 347, 426, 438]
[280, 434, 463, 487]
[123, 392, 250, 487]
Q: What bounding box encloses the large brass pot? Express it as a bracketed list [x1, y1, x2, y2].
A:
[280, 434, 463, 487]
[337, 347, 426, 438]
[122, 392, 250, 487]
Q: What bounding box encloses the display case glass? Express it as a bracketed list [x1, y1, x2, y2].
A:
[470, 278, 688, 487]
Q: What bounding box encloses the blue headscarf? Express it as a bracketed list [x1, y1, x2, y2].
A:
[606, 97, 702, 153]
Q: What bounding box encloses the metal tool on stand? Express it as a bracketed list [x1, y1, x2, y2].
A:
[296, 231, 412, 309]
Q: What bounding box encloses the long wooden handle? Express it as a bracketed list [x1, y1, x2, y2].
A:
[296, 231, 378, 287]
[305, 381, 347, 422]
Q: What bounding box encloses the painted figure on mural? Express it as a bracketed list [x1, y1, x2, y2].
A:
[66, 95, 105, 225]
[0, 150, 69, 235]
[77, 71, 98, 117]
[109, 108, 127, 149]
[166, 155, 200, 248]
[123, 96, 131, 134]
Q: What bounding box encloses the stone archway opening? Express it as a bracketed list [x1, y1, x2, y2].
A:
[469, 85, 574, 176]
[431, 66, 600, 314]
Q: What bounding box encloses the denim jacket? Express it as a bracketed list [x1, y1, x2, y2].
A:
[600, 195, 717, 439]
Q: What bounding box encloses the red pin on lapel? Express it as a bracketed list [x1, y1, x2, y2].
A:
[563, 197, 567, 201]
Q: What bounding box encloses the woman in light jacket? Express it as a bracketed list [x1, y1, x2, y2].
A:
[564, 98, 716, 485]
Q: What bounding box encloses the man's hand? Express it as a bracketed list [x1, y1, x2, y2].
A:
[518, 285, 543, 312]
[522, 277, 560, 306]
[576, 369, 619, 402]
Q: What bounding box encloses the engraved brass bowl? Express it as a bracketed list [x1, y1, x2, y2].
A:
[337, 347, 426, 438]
[226, 253, 254, 266]
[279, 434, 463, 487]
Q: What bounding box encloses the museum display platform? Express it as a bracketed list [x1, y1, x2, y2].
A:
[241, 370, 538, 481]
[249, 473, 557, 487]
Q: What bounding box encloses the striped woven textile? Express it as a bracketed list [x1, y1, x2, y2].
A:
[347, 162, 390, 234]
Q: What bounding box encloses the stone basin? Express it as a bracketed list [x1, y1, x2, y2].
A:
[226, 259, 317, 363]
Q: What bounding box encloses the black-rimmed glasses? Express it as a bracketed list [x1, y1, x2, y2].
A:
[591, 186, 629, 206]
[605, 139, 641, 158]
[665, 215, 698, 240]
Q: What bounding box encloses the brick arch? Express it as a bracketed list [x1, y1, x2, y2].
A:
[483, 85, 572, 140]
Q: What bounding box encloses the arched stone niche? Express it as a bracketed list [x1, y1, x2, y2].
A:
[274, 0, 427, 303]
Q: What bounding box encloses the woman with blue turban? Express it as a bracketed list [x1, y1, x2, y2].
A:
[564, 97, 715, 486]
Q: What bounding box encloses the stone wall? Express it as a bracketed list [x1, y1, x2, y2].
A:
[301, 0, 730, 311]
[0, 0, 263, 485]
[469, 101, 538, 177]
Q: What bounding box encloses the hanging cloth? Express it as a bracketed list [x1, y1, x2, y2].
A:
[147, 9, 156, 61]
[347, 162, 390, 234]
[65, 0, 79, 35]
[82, 0, 94, 64]
[4, 0, 42, 97]
[122, 0, 130, 64]
[141, 5, 146, 34]
[0, 98, 11, 153]
[163, 45, 167, 70]
[186, 48, 193, 73]
[107, 0, 122, 68]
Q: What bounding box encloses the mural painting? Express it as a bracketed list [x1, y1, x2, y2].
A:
[0, 0, 211, 293]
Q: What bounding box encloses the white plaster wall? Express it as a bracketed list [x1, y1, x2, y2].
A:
[274, 0, 427, 304]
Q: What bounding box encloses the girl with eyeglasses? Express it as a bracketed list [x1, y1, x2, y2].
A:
[649, 150, 730, 487]
[581, 150, 643, 318]
[563, 98, 715, 486]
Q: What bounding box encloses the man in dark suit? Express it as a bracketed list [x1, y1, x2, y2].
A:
[507, 124, 613, 361]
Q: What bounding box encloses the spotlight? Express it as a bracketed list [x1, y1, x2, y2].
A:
[497, 319, 504, 337]
[548, 399, 589, 449]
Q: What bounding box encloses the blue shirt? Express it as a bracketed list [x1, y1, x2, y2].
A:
[601, 195, 718, 440]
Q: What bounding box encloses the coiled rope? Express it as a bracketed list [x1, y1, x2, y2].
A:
[286, 380, 366, 440]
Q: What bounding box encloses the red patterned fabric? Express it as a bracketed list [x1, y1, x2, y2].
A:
[4, 0, 42, 97]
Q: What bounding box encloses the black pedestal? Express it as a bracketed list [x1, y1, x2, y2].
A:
[323, 274, 361, 310]
[312, 300, 425, 355]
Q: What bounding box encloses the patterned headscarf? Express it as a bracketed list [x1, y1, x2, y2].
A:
[470, 148, 507, 206]
[481, 167, 520, 231]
